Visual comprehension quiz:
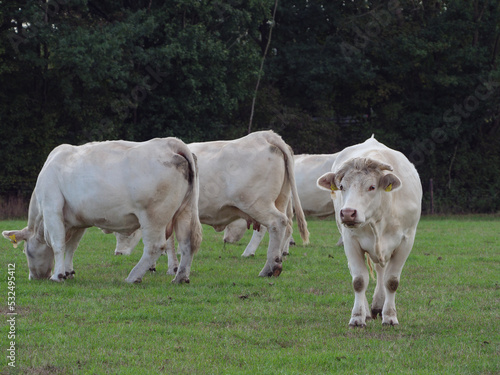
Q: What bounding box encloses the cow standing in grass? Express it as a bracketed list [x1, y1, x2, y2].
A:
[3, 138, 202, 284]
[317, 136, 422, 327]
[115, 130, 310, 277]
[226, 152, 340, 256]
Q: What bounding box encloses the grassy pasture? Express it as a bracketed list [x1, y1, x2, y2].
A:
[0, 216, 499, 374]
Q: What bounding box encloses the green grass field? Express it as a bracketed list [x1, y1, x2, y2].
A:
[1, 216, 499, 374]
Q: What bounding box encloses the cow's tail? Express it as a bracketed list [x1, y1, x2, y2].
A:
[365, 253, 375, 281]
[266, 132, 310, 245]
[170, 139, 203, 254]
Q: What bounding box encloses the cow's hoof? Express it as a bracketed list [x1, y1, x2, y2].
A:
[282, 251, 289, 256]
[172, 277, 190, 284]
[65, 271, 75, 279]
[50, 274, 64, 282]
[166, 266, 178, 275]
[149, 267, 156, 273]
[263, 264, 283, 277]
[125, 276, 142, 284]
[349, 317, 366, 328]
[371, 308, 382, 319]
[382, 318, 399, 326]
[115, 252, 123, 256]
[272, 264, 282, 277]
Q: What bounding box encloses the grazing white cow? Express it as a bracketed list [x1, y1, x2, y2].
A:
[317, 136, 422, 327]
[227, 153, 339, 257]
[115, 131, 310, 277]
[2, 138, 202, 284]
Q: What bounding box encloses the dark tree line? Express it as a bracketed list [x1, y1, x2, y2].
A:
[1, 0, 499, 213]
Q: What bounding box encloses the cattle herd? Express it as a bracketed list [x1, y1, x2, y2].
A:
[2, 131, 422, 327]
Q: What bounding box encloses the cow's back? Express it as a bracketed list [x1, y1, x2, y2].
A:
[36, 138, 193, 231]
[189, 132, 287, 222]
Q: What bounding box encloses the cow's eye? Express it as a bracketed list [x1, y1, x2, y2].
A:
[339, 185, 344, 191]
[369, 185, 376, 191]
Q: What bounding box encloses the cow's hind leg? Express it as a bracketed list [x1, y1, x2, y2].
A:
[371, 263, 386, 319]
[166, 236, 179, 275]
[125, 221, 168, 283]
[171, 209, 200, 284]
[257, 209, 288, 277]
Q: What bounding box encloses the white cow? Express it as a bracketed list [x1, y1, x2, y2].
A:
[294, 153, 339, 218]
[317, 136, 422, 327]
[2, 138, 202, 284]
[115, 131, 310, 277]
[226, 153, 339, 257]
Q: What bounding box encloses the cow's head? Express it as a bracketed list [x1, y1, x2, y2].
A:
[2, 227, 54, 280]
[317, 157, 402, 228]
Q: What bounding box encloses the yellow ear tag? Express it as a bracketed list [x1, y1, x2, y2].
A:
[330, 183, 338, 192]
[385, 183, 393, 192]
[8, 234, 18, 248]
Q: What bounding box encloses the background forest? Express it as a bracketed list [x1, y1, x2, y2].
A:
[0, 0, 499, 214]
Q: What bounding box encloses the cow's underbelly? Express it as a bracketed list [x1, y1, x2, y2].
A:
[92, 214, 140, 234]
[199, 205, 255, 228]
[64, 204, 140, 234]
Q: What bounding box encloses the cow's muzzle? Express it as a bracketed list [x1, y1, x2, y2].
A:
[340, 208, 362, 227]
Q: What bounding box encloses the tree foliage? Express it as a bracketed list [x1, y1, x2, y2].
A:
[0, 0, 499, 213]
[258, 0, 500, 213]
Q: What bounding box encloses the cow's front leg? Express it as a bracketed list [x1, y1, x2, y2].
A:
[344, 239, 371, 327]
[39, 212, 67, 282]
[349, 271, 371, 327]
[63, 228, 86, 279]
[241, 227, 267, 257]
[280, 232, 293, 256]
[50, 244, 67, 282]
[380, 234, 415, 326]
[258, 215, 286, 277]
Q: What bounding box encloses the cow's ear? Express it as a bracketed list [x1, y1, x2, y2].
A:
[379, 174, 402, 192]
[2, 228, 30, 249]
[317, 172, 338, 192]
